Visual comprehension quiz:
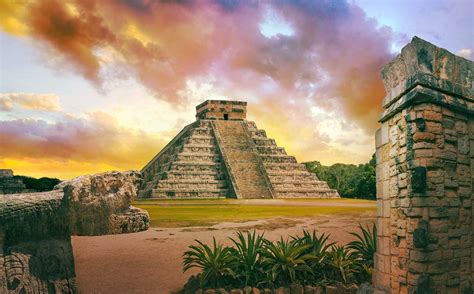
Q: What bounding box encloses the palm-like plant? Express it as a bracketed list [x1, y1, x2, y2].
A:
[292, 229, 335, 283]
[347, 223, 376, 266]
[347, 223, 377, 283]
[183, 238, 238, 288]
[293, 229, 334, 259]
[327, 245, 356, 284]
[229, 231, 267, 287]
[261, 238, 313, 286]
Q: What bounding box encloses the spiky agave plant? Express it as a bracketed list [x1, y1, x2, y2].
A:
[183, 238, 238, 288]
[347, 223, 377, 266]
[261, 238, 313, 287]
[292, 229, 335, 283]
[293, 229, 334, 259]
[228, 230, 267, 287]
[347, 223, 377, 282]
[327, 245, 357, 284]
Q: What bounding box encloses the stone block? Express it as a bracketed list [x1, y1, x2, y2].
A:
[424, 110, 443, 122]
[375, 37, 473, 294]
[413, 132, 435, 142]
[381, 123, 389, 146]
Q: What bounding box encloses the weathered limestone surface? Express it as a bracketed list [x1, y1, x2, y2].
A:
[1, 171, 149, 293]
[55, 170, 149, 235]
[213, 120, 273, 199]
[140, 100, 339, 199]
[373, 37, 473, 293]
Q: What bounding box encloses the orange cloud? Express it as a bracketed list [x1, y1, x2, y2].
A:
[0, 0, 396, 176]
[0, 111, 166, 178]
[1, 0, 393, 128]
[0, 93, 62, 112]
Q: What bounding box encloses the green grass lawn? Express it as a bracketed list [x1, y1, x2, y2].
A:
[133, 198, 376, 227]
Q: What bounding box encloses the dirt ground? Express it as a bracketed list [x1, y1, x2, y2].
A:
[72, 207, 375, 294]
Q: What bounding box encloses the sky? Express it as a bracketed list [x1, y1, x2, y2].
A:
[0, 0, 473, 180]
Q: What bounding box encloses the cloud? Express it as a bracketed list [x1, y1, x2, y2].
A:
[0, 93, 62, 112]
[0, 98, 13, 111]
[0, 0, 398, 179]
[0, 0, 393, 130]
[0, 111, 166, 170]
[457, 48, 473, 60]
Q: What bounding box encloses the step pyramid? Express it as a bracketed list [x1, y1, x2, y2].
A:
[139, 100, 339, 199]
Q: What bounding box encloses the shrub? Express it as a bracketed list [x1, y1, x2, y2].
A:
[347, 224, 376, 265]
[183, 238, 238, 288]
[261, 237, 313, 287]
[182, 224, 376, 289]
[326, 245, 357, 284]
[228, 231, 267, 288]
[347, 223, 377, 282]
[292, 229, 334, 284]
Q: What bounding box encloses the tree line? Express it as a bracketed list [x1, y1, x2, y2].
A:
[304, 154, 376, 200]
[13, 175, 61, 192]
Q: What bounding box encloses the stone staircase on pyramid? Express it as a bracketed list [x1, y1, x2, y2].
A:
[246, 121, 339, 198]
[213, 120, 273, 199]
[139, 120, 231, 198]
[139, 100, 339, 199]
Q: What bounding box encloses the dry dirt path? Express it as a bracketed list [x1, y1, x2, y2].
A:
[73, 208, 375, 294]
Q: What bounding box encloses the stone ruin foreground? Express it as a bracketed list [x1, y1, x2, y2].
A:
[373, 37, 473, 293]
[1, 171, 149, 293]
[140, 100, 339, 199]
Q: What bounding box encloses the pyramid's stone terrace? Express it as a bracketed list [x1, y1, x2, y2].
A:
[139, 100, 339, 199]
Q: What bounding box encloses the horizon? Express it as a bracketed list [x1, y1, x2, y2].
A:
[1, 0, 473, 180]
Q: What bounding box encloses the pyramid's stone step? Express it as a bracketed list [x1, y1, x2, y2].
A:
[196, 120, 213, 128]
[249, 129, 267, 138]
[170, 162, 224, 173]
[151, 188, 229, 199]
[263, 163, 308, 172]
[213, 120, 273, 199]
[156, 179, 227, 189]
[271, 178, 329, 185]
[255, 146, 287, 155]
[273, 186, 334, 193]
[173, 153, 222, 163]
[275, 190, 339, 198]
[272, 181, 329, 191]
[179, 144, 219, 154]
[252, 137, 277, 146]
[163, 171, 226, 181]
[260, 155, 297, 163]
[190, 128, 213, 136]
[267, 173, 319, 181]
[185, 137, 215, 145]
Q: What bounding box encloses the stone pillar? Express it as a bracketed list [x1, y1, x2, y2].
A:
[373, 37, 473, 293]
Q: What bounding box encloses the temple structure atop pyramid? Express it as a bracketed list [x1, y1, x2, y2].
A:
[139, 100, 339, 199]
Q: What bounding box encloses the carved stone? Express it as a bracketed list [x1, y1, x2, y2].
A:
[373, 37, 473, 293]
[0, 171, 149, 293]
[140, 100, 339, 199]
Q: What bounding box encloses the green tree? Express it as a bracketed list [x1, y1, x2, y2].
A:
[304, 153, 376, 199]
[13, 176, 61, 192]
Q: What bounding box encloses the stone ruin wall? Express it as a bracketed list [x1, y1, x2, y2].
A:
[1, 171, 150, 294]
[373, 37, 473, 293]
